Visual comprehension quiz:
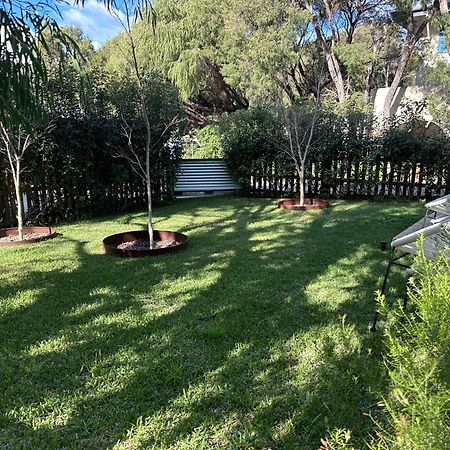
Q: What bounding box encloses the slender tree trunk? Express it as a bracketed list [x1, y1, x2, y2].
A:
[364, 26, 378, 101]
[145, 175, 154, 249]
[13, 161, 24, 240]
[127, 22, 155, 249]
[142, 104, 154, 249]
[299, 166, 305, 206]
[364, 62, 373, 101]
[296, 162, 305, 207]
[384, 66, 389, 87]
[382, 44, 414, 123]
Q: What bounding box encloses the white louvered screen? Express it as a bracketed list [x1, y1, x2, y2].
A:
[175, 159, 240, 194]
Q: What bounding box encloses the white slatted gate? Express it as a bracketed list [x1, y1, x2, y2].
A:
[175, 159, 240, 195]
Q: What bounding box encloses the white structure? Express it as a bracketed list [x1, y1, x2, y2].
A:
[371, 193, 450, 330]
[391, 195, 450, 259]
[175, 159, 240, 196]
[373, 1, 449, 124]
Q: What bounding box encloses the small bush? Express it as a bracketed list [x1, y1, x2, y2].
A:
[374, 243, 450, 449]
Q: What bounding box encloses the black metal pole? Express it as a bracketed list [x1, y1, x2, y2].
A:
[371, 250, 394, 332]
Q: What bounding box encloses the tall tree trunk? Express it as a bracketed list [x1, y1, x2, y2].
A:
[383, 14, 431, 124]
[364, 24, 378, 101]
[278, 73, 296, 103]
[302, 1, 346, 103]
[290, 65, 306, 98]
[382, 43, 414, 123]
[314, 26, 346, 103]
[364, 61, 374, 101]
[203, 59, 249, 111]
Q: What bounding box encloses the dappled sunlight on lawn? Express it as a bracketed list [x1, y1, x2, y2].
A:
[0, 196, 423, 449]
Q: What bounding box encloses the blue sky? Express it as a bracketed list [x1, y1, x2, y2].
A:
[57, 0, 125, 49]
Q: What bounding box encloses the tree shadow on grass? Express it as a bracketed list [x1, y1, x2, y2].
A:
[0, 198, 421, 449]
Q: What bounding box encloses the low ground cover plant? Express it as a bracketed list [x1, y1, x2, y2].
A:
[374, 244, 450, 449]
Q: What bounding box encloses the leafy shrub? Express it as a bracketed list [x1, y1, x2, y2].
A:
[219, 106, 288, 189]
[220, 104, 376, 195]
[378, 101, 450, 166]
[374, 243, 450, 449]
[378, 127, 449, 167]
[316, 105, 375, 195]
[183, 125, 224, 159]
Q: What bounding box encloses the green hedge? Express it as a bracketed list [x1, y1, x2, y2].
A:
[0, 72, 183, 225]
[219, 106, 450, 198]
[219, 106, 288, 189]
[0, 115, 182, 225]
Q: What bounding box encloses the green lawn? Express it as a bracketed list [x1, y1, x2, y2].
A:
[0, 196, 422, 449]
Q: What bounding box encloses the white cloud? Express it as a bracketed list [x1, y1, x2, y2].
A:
[58, 0, 126, 46]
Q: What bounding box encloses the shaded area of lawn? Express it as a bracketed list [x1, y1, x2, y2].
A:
[0, 197, 422, 449]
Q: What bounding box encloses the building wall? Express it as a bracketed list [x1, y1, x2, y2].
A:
[373, 86, 433, 123]
[373, 11, 448, 125]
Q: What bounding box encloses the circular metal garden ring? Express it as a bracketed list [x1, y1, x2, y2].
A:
[0, 226, 58, 247]
[103, 229, 189, 257]
[278, 198, 330, 211]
